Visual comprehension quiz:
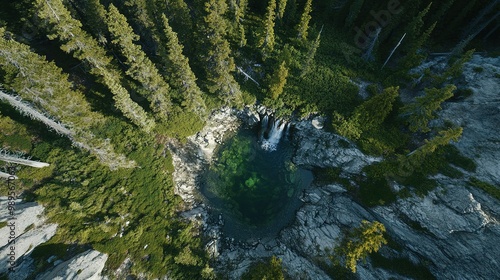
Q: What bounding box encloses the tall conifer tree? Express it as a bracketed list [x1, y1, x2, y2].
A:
[296, 0, 313, 40]
[301, 27, 322, 77]
[0, 30, 134, 169]
[34, 0, 155, 132]
[344, 0, 364, 28]
[402, 85, 456, 132]
[259, 0, 277, 56]
[106, 4, 173, 120]
[278, 0, 288, 20]
[161, 14, 207, 116]
[268, 61, 289, 100]
[201, 0, 242, 105]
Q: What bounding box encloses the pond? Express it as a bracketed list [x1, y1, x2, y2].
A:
[201, 117, 313, 240]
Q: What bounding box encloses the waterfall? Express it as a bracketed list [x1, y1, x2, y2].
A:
[284, 123, 290, 139]
[260, 115, 269, 139]
[260, 116, 286, 151]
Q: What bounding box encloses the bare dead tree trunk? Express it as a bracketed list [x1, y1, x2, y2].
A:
[0, 154, 50, 168]
[362, 27, 381, 61]
[382, 33, 406, 69]
[236, 66, 260, 86]
[461, 0, 499, 39]
[0, 171, 18, 180]
[484, 21, 500, 40]
[0, 90, 73, 136]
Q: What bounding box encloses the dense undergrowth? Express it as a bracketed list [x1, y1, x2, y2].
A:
[0, 0, 498, 278]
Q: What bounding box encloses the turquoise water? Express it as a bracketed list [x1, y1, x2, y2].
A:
[201, 126, 313, 239]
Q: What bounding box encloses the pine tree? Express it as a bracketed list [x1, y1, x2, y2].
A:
[332, 86, 398, 139]
[228, 0, 248, 47]
[401, 22, 436, 71]
[402, 85, 456, 133]
[34, 0, 155, 132]
[301, 27, 322, 77]
[344, 0, 364, 28]
[332, 220, 387, 273]
[160, 0, 193, 40]
[201, 0, 242, 105]
[296, 0, 313, 40]
[66, 0, 108, 43]
[448, 0, 477, 32]
[427, 0, 455, 28]
[405, 126, 463, 169]
[268, 61, 289, 100]
[446, 49, 475, 77]
[259, 0, 277, 56]
[332, 112, 362, 139]
[278, 0, 288, 20]
[106, 4, 173, 120]
[355, 86, 399, 131]
[161, 14, 207, 117]
[0, 30, 135, 169]
[378, 0, 412, 44]
[417, 127, 463, 156]
[402, 3, 432, 54]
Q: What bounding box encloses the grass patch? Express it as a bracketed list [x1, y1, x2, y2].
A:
[469, 177, 500, 201]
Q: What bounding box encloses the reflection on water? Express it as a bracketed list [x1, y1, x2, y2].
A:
[201, 126, 313, 240]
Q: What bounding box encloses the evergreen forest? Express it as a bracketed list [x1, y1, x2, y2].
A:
[0, 0, 498, 278]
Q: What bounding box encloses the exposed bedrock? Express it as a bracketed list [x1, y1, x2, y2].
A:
[168, 55, 500, 279]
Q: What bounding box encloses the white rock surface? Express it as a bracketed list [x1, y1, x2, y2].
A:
[0, 197, 57, 276]
[169, 57, 500, 279]
[36, 250, 108, 280]
[311, 116, 325, 129]
[373, 182, 500, 279]
[293, 120, 380, 174]
[438, 55, 500, 185]
[191, 107, 241, 162]
[168, 107, 240, 207]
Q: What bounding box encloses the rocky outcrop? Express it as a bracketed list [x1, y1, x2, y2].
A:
[438, 55, 500, 185]
[0, 198, 109, 280]
[168, 107, 242, 208]
[36, 250, 108, 280]
[169, 56, 500, 279]
[292, 120, 380, 174]
[373, 180, 500, 279]
[0, 197, 57, 278]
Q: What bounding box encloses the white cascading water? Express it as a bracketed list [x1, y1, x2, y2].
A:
[284, 122, 290, 138]
[261, 116, 286, 151]
[260, 115, 269, 135]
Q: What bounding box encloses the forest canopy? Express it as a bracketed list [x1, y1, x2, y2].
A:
[0, 0, 497, 278]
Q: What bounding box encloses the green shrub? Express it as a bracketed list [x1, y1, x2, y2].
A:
[242, 256, 285, 280]
[469, 177, 500, 201]
[473, 66, 483, 73]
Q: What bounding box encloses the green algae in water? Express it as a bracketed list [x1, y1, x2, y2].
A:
[202, 128, 313, 236]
